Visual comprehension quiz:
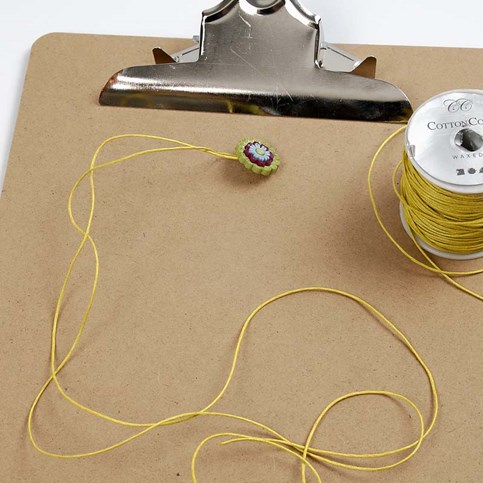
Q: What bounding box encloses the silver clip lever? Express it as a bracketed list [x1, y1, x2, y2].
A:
[100, 0, 412, 122]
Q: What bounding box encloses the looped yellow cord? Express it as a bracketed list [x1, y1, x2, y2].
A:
[369, 127, 483, 302]
[28, 134, 438, 481]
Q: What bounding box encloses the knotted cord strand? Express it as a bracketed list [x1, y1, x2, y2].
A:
[28, 134, 438, 482]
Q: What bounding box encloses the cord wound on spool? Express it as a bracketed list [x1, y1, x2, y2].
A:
[401, 90, 483, 260]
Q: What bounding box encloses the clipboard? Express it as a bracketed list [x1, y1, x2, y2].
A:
[0, 33, 481, 482]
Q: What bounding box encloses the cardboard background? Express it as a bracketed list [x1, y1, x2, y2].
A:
[0, 34, 481, 482]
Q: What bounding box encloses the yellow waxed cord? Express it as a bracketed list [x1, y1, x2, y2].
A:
[28, 134, 438, 482]
[399, 152, 483, 254]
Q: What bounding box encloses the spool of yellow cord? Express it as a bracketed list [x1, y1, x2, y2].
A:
[401, 89, 483, 260]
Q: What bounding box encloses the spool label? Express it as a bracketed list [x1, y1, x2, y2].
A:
[405, 90, 483, 193]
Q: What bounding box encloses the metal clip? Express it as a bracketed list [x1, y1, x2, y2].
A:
[100, 0, 412, 122]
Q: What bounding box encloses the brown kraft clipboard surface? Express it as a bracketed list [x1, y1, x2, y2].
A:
[0, 33, 482, 482]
